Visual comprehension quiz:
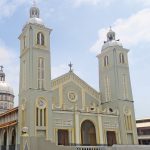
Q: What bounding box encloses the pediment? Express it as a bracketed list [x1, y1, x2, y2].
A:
[52, 72, 100, 100]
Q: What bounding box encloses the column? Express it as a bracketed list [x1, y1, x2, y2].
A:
[6, 128, 9, 150]
[98, 115, 104, 144]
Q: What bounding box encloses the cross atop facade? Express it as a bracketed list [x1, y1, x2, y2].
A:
[0, 66, 4, 71]
[110, 26, 112, 30]
[68, 62, 73, 72]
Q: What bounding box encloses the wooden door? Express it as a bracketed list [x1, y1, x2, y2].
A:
[58, 130, 69, 145]
[89, 128, 97, 145]
[81, 120, 96, 145]
[107, 131, 117, 146]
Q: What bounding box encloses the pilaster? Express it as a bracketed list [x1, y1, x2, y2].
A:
[75, 112, 80, 145]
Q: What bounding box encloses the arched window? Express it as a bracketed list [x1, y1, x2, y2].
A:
[36, 98, 47, 127]
[122, 74, 128, 99]
[124, 114, 132, 131]
[119, 53, 125, 64]
[22, 60, 26, 90]
[104, 56, 109, 66]
[104, 76, 111, 102]
[37, 32, 44, 46]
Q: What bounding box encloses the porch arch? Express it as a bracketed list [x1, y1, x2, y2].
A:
[2, 130, 7, 150]
[81, 120, 97, 145]
[11, 128, 16, 145]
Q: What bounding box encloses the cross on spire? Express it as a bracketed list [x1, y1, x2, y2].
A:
[68, 62, 73, 72]
[0, 66, 4, 71]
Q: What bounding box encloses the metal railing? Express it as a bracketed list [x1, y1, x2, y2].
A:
[75, 146, 109, 150]
[0, 144, 109, 150]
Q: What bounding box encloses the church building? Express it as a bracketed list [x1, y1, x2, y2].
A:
[0, 3, 138, 150]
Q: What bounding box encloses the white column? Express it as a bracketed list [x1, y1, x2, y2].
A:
[98, 115, 104, 144]
[75, 112, 80, 145]
[6, 128, 9, 150]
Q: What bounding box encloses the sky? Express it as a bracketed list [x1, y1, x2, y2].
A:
[0, 0, 150, 119]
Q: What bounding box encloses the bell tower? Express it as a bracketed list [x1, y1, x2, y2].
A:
[18, 2, 53, 142]
[97, 28, 138, 144]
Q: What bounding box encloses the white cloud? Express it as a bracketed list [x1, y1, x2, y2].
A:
[51, 64, 69, 79]
[0, 40, 16, 63]
[133, 0, 150, 6]
[0, 0, 31, 19]
[90, 9, 150, 53]
[72, 0, 114, 6]
[73, 0, 150, 7]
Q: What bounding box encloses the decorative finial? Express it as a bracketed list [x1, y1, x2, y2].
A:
[0, 66, 5, 81]
[0, 66, 4, 71]
[107, 26, 115, 41]
[68, 62, 73, 72]
[30, 0, 40, 18]
[33, 0, 36, 6]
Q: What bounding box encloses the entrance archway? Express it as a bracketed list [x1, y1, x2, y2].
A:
[11, 129, 16, 145]
[10, 129, 16, 150]
[3, 131, 7, 150]
[81, 120, 96, 146]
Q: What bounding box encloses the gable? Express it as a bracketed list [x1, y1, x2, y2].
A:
[51, 72, 101, 111]
[52, 72, 100, 100]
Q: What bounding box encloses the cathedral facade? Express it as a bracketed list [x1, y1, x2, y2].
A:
[0, 3, 138, 150]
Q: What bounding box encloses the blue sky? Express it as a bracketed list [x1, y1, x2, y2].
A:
[0, 0, 150, 119]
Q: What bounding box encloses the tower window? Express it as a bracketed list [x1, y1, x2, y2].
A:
[122, 74, 128, 99]
[38, 57, 45, 89]
[104, 76, 111, 102]
[36, 107, 47, 127]
[104, 56, 109, 66]
[23, 36, 26, 49]
[22, 60, 26, 90]
[124, 115, 132, 131]
[37, 32, 44, 46]
[119, 53, 125, 64]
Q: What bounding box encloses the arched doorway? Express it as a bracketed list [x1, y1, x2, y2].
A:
[81, 120, 97, 146]
[11, 129, 16, 147]
[3, 131, 7, 150]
